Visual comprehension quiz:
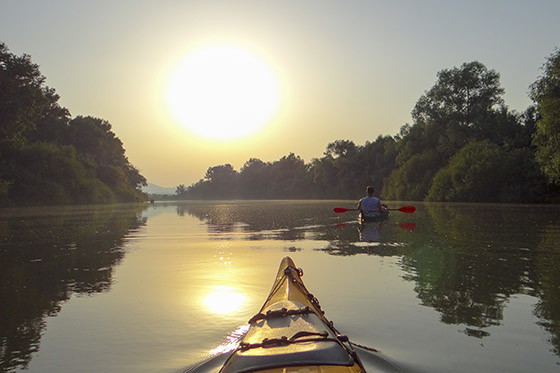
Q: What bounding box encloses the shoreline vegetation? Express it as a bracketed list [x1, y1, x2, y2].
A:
[0, 43, 147, 207]
[167, 51, 560, 203]
[2, 42, 559, 207]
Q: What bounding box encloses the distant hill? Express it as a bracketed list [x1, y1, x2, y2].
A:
[142, 183, 176, 195]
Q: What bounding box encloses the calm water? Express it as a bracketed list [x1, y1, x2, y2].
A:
[1, 201, 559, 372]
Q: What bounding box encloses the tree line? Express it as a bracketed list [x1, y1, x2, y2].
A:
[0, 43, 147, 206]
[173, 50, 560, 203]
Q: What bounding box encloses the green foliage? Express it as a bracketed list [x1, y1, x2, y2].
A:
[269, 153, 311, 198]
[412, 61, 504, 128]
[381, 60, 545, 202]
[202, 164, 238, 198]
[0, 139, 116, 205]
[324, 139, 357, 158]
[530, 49, 560, 184]
[383, 150, 440, 201]
[176, 137, 397, 200]
[0, 43, 146, 206]
[426, 141, 546, 202]
[175, 184, 188, 196]
[399, 62, 508, 163]
[0, 43, 69, 140]
[238, 158, 271, 198]
[307, 136, 397, 199]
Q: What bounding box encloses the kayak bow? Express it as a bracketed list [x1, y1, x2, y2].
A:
[220, 257, 366, 373]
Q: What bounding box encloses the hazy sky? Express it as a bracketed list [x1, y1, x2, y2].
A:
[1, 0, 559, 187]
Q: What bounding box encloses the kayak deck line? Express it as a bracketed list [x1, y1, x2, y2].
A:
[238, 331, 339, 352]
[247, 306, 313, 325]
[219, 257, 366, 373]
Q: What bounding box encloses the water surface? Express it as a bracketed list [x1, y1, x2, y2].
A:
[1, 201, 559, 372]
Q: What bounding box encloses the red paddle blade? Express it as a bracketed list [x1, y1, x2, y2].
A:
[398, 206, 416, 213]
[333, 207, 349, 213]
[399, 222, 417, 230]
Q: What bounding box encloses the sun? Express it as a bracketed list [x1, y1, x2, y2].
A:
[166, 45, 279, 140]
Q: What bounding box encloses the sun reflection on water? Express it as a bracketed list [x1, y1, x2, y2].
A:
[214, 250, 233, 265]
[203, 286, 246, 314]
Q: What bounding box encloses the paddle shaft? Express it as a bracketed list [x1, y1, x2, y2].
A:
[333, 206, 416, 213]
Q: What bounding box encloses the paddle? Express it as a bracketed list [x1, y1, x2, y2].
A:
[399, 222, 417, 231]
[333, 206, 416, 213]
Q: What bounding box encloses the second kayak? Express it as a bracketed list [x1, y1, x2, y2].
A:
[359, 205, 390, 224]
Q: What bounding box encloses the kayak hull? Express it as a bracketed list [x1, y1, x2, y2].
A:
[359, 206, 389, 224]
[219, 257, 365, 373]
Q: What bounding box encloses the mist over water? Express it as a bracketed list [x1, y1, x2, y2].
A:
[1, 201, 559, 372]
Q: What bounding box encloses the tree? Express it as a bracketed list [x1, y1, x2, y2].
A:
[238, 158, 270, 198]
[203, 164, 238, 197]
[324, 140, 357, 158]
[404, 61, 511, 165]
[309, 156, 339, 198]
[66, 116, 147, 195]
[0, 139, 115, 205]
[385, 61, 530, 201]
[361, 136, 398, 194]
[412, 61, 505, 129]
[269, 153, 310, 198]
[0, 43, 69, 141]
[0, 43, 146, 206]
[530, 49, 560, 184]
[426, 140, 545, 202]
[176, 184, 187, 195]
[205, 164, 237, 183]
[382, 150, 440, 201]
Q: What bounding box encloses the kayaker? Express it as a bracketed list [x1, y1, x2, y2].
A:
[358, 186, 382, 217]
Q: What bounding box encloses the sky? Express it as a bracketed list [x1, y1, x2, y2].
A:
[1, 0, 559, 188]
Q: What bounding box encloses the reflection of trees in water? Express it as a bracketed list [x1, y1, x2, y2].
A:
[318, 240, 410, 257]
[401, 205, 534, 332]
[0, 205, 147, 371]
[400, 204, 560, 353]
[176, 202, 338, 241]
[317, 220, 416, 257]
[175, 201, 415, 247]
[403, 245, 510, 328]
[532, 225, 560, 356]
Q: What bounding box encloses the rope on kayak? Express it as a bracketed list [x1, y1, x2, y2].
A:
[284, 265, 303, 277]
[306, 293, 325, 315]
[254, 264, 314, 319]
[248, 306, 312, 324]
[238, 331, 335, 351]
[257, 265, 301, 309]
[349, 342, 379, 352]
[281, 266, 372, 359]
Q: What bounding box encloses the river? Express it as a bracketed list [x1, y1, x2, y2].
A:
[1, 201, 559, 372]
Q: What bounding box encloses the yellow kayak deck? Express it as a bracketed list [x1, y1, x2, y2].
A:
[220, 257, 365, 373]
